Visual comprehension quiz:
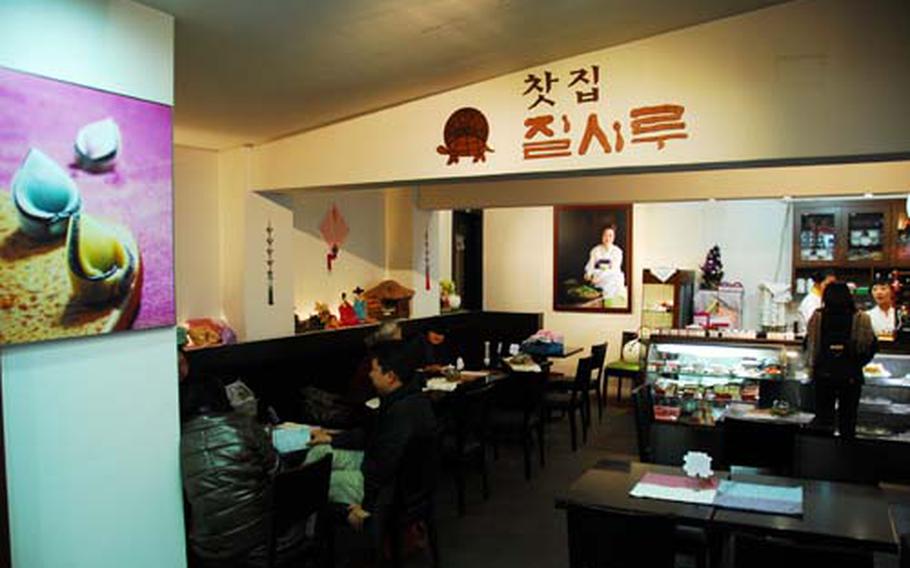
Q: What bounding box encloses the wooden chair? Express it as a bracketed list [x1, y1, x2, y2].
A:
[442, 382, 495, 516]
[266, 453, 334, 568]
[566, 506, 676, 568]
[604, 331, 641, 403]
[543, 357, 593, 452]
[490, 370, 548, 480]
[589, 343, 607, 422]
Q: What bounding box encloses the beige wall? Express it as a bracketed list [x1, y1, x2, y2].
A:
[252, 0, 910, 192]
[243, 193, 294, 340]
[174, 145, 222, 322]
[484, 200, 793, 368]
[291, 189, 387, 315]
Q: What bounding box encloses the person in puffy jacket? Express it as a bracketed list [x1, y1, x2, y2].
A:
[181, 412, 280, 564]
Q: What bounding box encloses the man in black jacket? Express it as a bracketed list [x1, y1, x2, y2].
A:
[306, 340, 438, 530]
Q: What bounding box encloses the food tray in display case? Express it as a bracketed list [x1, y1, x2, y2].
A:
[643, 336, 805, 427]
[857, 352, 910, 442]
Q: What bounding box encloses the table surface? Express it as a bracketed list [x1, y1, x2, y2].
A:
[559, 463, 899, 553]
[558, 462, 722, 524]
[712, 471, 897, 552]
[550, 346, 584, 358]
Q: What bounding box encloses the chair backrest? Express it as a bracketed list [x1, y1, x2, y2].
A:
[731, 532, 873, 568]
[266, 452, 332, 567]
[571, 356, 594, 397]
[620, 331, 639, 349]
[567, 506, 675, 568]
[722, 417, 798, 475]
[590, 343, 607, 382]
[793, 431, 880, 484]
[453, 382, 495, 449]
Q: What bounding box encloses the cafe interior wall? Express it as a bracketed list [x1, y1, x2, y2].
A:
[482, 200, 792, 366]
[249, 0, 910, 193]
[0, 1, 187, 567]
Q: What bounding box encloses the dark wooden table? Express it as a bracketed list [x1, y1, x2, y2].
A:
[712, 471, 898, 553]
[551, 346, 583, 358]
[557, 462, 722, 525]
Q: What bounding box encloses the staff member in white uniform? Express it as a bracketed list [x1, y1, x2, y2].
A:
[585, 224, 625, 301]
[799, 270, 836, 333]
[867, 280, 897, 336]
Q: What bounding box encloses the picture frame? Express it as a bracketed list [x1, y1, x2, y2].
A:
[553, 204, 633, 313]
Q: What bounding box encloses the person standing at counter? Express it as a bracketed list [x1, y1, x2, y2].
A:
[867, 280, 898, 337]
[799, 270, 837, 333]
[805, 282, 877, 438]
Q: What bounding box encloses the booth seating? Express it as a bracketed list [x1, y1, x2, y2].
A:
[603, 331, 641, 403]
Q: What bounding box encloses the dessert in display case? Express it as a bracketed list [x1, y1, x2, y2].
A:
[858, 351, 910, 441]
[643, 333, 806, 427]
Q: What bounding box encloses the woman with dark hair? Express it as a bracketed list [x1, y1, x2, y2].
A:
[805, 282, 877, 437]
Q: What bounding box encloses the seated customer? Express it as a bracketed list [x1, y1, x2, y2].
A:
[306, 340, 438, 530]
[180, 350, 304, 566]
[346, 321, 403, 405]
[408, 324, 457, 374]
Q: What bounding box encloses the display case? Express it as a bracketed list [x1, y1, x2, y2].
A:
[643, 335, 806, 427]
[857, 351, 910, 441]
[641, 269, 695, 331]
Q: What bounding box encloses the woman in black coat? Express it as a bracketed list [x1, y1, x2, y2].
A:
[805, 282, 877, 438]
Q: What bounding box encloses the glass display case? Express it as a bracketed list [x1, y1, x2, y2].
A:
[643, 335, 806, 427]
[857, 351, 910, 441]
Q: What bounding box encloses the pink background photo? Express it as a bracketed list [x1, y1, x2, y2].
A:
[0, 66, 175, 335]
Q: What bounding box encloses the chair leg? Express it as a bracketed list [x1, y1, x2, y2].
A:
[427, 517, 441, 568]
[581, 401, 589, 445]
[617, 376, 624, 403]
[568, 408, 578, 452]
[596, 385, 604, 422]
[455, 466, 466, 517]
[523, 432, 532, 480]
[480, 449, 490, 501]
[537, 419, 546, 467]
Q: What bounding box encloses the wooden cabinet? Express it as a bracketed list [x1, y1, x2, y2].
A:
[641, 269, 695, 330]
[792, 199, 905, 310]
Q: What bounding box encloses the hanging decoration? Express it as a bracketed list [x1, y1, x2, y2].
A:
[424, 225, 431, 290]
[319, 203, 349, 272]
[266, 220, 275, 305]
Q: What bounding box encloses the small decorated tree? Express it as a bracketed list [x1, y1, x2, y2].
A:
[700, 245, 724, 290]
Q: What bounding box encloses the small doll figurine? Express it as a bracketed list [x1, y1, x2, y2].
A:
[353, 286, 368, 323]
[339, 292, 359, 326]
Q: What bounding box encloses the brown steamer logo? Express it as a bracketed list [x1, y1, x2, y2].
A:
[437, 107, 494, 165]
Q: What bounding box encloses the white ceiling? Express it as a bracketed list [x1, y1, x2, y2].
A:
[139, 0, 789, 150]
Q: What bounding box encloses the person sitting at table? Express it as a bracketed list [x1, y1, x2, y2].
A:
[180, 348, 308, 566]
[407, 324, 457, 374]
[306, 340, 438, 531]
[805, 282, 877, 438]
[346, 321, 404, 405]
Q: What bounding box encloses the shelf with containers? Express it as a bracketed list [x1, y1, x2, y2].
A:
[792, 199, 910, 312]
[642, 335, 807, 427]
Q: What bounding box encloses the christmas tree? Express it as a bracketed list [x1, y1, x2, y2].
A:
[700, 245, 724, 290]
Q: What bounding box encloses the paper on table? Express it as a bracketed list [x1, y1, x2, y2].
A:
[424, 378, 460, 392]
[365, 397, 380, 410]
[629, 472, 718, 505]
[714, 480, 803, 515]
[271, 423, 311, 454]
[505, 360, 542, 373]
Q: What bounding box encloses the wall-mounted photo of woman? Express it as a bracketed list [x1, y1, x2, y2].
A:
[554, 204, 632, 313]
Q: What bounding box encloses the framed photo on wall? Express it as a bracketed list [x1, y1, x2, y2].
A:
[554, 204, 633, 313]
[0, 66, 175, 346]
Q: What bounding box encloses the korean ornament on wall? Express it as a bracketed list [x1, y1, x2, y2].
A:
[320, 203, 349, 272]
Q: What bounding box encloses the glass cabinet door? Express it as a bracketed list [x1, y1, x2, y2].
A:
[799, 210, 837, 262]
[847, 210, 886, 262]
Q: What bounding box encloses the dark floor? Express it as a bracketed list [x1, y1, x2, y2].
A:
[430, 399, 638, 568]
